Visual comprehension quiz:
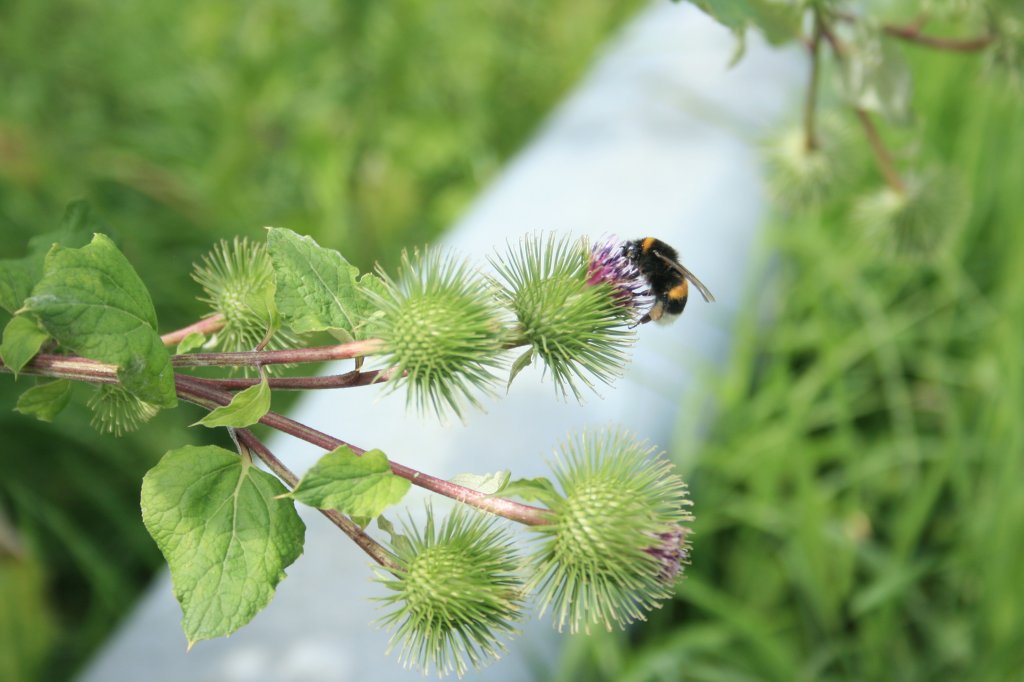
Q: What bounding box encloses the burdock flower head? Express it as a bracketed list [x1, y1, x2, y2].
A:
[528, 428, 693, 634]
[376, 506, 525, 678]
[369, 247, 508, 419]
[191, 237, 297, 370]
[586, 235, 647, 310]
[490, 234, 638, 400]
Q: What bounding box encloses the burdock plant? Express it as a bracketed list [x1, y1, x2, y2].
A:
[1, 214, 698, 676]
[528, 429, 693, 634]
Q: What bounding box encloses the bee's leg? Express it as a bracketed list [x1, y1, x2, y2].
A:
[629, 310, 653, 328]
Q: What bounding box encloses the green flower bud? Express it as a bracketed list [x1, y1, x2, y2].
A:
[369, 248, 508, 419]
[376, 507, 525, 677]
[852, 169, 967, 257]
[528, 429, 693, 634]
[988, 9, 1024, 87]
[87, 384, 159, 436]
[491, 234, 635, 401]
[191, 238, 296, 371]
[763, 117, 857, 210]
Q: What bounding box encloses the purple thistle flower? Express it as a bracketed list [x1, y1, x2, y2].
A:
[644, 525, 689, 584]
[587, 236, 647, 308]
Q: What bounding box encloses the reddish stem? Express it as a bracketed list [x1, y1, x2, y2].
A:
[804, 13, 824, 152]
[830, 9, 994, 52]
[187, 368, 397, 391]
[234, 430, 400, 571]
[880, 24, 994, 52]
[171, 339, 386, 368]
[160, 314, 225, 346]
[174, 375, 553, 526]
[854, 108, 907, 194]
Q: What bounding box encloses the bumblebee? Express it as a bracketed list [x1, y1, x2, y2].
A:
[624, 237, 715, 325]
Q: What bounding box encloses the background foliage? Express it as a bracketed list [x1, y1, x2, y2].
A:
[4, 0, 1023, 681]
[0, 1, 641, 679]
[553, 40, 1024, 682]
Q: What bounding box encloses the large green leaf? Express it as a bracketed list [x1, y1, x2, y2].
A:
[141, 445, 305, 645]
[289, 446, 411, 519]
[0, 200, 94, 314]
[22, 233, 176, 407]
[266, 227, 381, 338]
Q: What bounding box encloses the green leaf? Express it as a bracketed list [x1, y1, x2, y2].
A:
[141, 445, 305, 645]
[501, 477, 561, 507]
[748, 0, 803, 46]
[377, 515, 414, 557]
[0, 201, 94, 314]
[350, 515, 372, 529]
[507, 348, 533, 391]
[289, 446, 411, 519]
[841, 24, 913, 125]
[175, 331, 207, 354]
[684, 0, 802, 47]
[685, 0, 752, 33]
[266, 227, 379, 338]
[194, 375, 271, 428]
[0, 260, 38, 317]
[449, 470, 511, 495]
[21, 234, 176, 408]
[0, 315, 49, 377]
[15, 380, 73, 422]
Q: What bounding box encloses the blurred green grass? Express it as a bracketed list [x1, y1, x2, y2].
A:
[552, 45, 1024, 682]
[0, 2, 642, 680]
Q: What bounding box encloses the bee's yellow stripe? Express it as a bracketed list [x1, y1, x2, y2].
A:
[641, 237, 656, 252]
[667, 282, 688, 301]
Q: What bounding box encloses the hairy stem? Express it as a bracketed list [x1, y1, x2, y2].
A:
[160, 314, 225, 346]
[818, 15, 908, 195]
[2, 354, 119, 384]
[881, 24, 994, 52]
[830, 9, 994, 52]
[804, 12, 824, 151]
[171, 338, 386, 368]
[233, 429, 400, 572]
[4, 351, 553, 525]
[187, 368, 397, 391]
[174, 375, 553, 526]
[854, 108, 907, 194]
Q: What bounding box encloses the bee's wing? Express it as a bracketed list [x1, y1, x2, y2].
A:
[654, 251, 716, 303]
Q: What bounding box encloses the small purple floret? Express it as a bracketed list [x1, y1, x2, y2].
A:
[587, 237, 647, 308]
[645, 525, 689, 584]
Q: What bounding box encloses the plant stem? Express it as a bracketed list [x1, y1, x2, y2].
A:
[818, 15, 908, 195]
[830, 9, 994, 52]
[187, 368, 397, 391]
[5, 352, 553, 526]
[804, 12, 824, 152]
[854, 108, 907, 194]
[174, 375, 554, 526]
[171, 338, 386, 368]
[234, 429, 401, 572]
[2, 354, 119, 384]
[7, 350, 396, 392]
[160, 314, 225, 346]
[880, 24, 994, 52]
